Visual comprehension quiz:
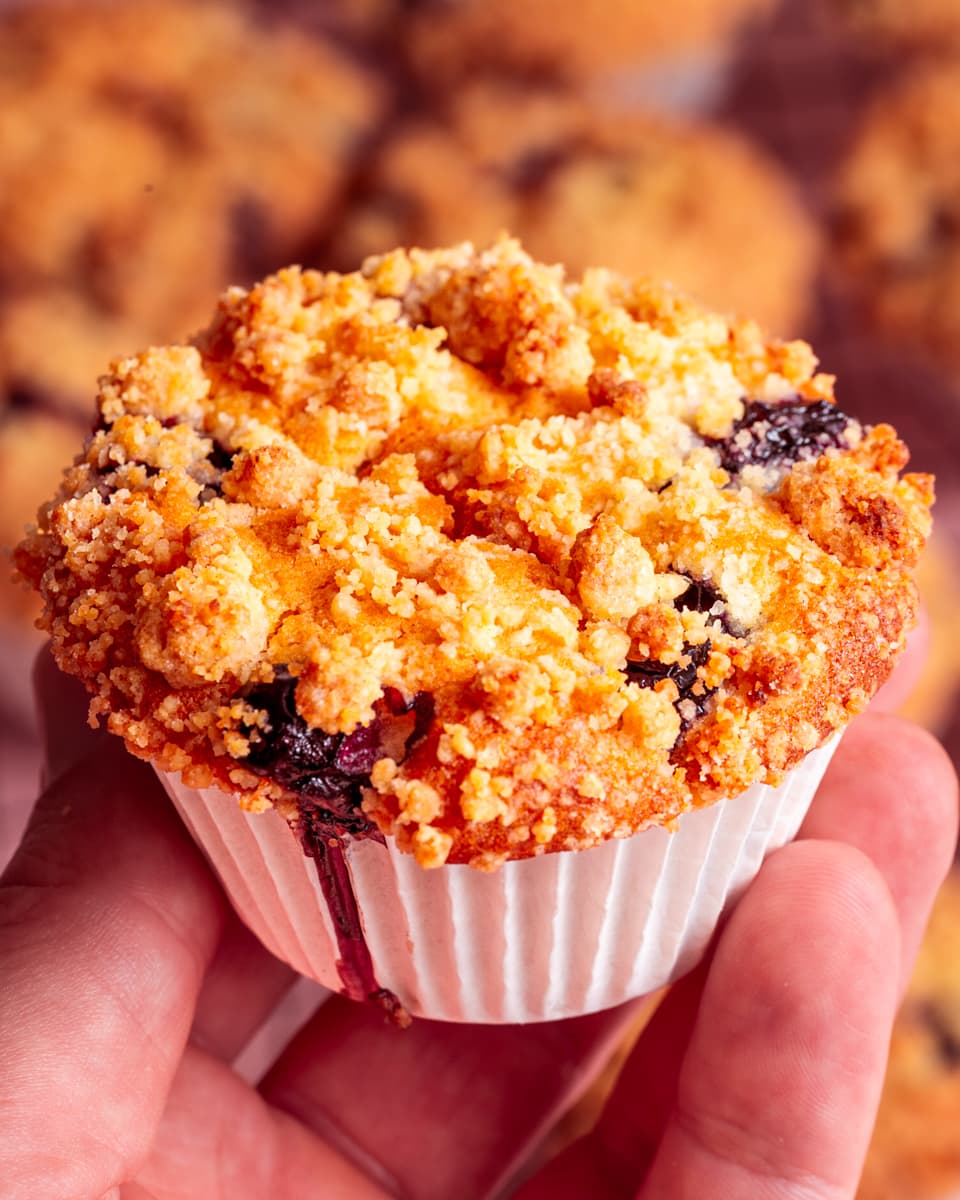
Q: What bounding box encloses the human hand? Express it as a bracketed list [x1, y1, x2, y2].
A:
[1, 649, 956, 1200]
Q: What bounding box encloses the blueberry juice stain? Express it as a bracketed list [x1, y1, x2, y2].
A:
[298, 807, 412, 1028]
[243, 674, 434, 1026]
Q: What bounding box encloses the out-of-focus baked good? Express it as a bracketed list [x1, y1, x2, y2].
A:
[404, 0, 776, 90]
[833, 64, 960, 376]
[0, 0, 385, 645]
[0, 0, 384, 363]
[826, 0, 960, 50]
[334, 84, 819, 335]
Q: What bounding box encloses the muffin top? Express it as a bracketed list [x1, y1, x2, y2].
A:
[0, 0, 382, 343]
[16, 240, 932, 869]
[404, 0, 775, 89]
[833, 63, 960, 375]
[335, 83, 819, 335]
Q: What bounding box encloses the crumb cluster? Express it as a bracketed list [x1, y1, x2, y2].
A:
[17, 240, 932, 867]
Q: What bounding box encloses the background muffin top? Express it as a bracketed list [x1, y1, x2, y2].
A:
[333, 81, 819, 336]
[404, 0, 776, 90]
[0, 0, 383, 380]
[832, 63, 960, 378]
[16, 240, 931, 868]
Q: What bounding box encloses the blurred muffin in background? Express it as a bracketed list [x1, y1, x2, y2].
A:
[0, 411, 80, 623]
[0, 0, 386, 719]
[404, 0, 776, 97]
[832, 64, 960, 377]
[0, 0, 385, 391]
[332, 83, 820, 335]
[260, 0, 400, 45]
[0, 409, 82, 718]
[0, 291, 149, 421]
[824, 0, 960, 51]
[898, 531, 960, 741]
[858, 871, 960, 1200]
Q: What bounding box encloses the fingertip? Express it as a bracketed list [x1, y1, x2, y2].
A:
[641, 836, 901, 1197]
[727, 837, 901, 1013]
[840, 711, 959, 813]
[0, 717, 226, 1194]
[802, 713, 958, 980]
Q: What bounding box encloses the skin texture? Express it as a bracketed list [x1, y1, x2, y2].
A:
[0, 646, 955, 1200]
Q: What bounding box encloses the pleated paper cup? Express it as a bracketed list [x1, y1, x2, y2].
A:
[159, 735, 839, 1024]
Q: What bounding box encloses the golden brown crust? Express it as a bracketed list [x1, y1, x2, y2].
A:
[334, 83, 819, 335]
[16, 240, 931, 868]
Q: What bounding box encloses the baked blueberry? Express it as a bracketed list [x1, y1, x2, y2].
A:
[244, 674, 434, 836]
[709, 398, 852, 475]
[626, 641, 714, 730]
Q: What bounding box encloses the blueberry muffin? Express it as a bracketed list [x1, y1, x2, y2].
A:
[404, 0, 775, 91]
[334, 85, 819, 335]
[15, 240, 932, 870]
[833, 64, 960, 376]
[858, 872, 960, 1200]
[0, 0, 384, 350]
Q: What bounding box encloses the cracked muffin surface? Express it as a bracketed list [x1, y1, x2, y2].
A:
[16, 240, 932, 868]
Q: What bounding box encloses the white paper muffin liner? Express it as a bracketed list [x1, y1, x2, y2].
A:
[159, 736, 839, 1024]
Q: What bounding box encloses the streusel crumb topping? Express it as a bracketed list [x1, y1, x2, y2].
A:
[16, 240, 932, 867]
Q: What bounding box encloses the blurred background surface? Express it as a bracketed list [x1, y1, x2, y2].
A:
[1, 1, 958, 1194]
